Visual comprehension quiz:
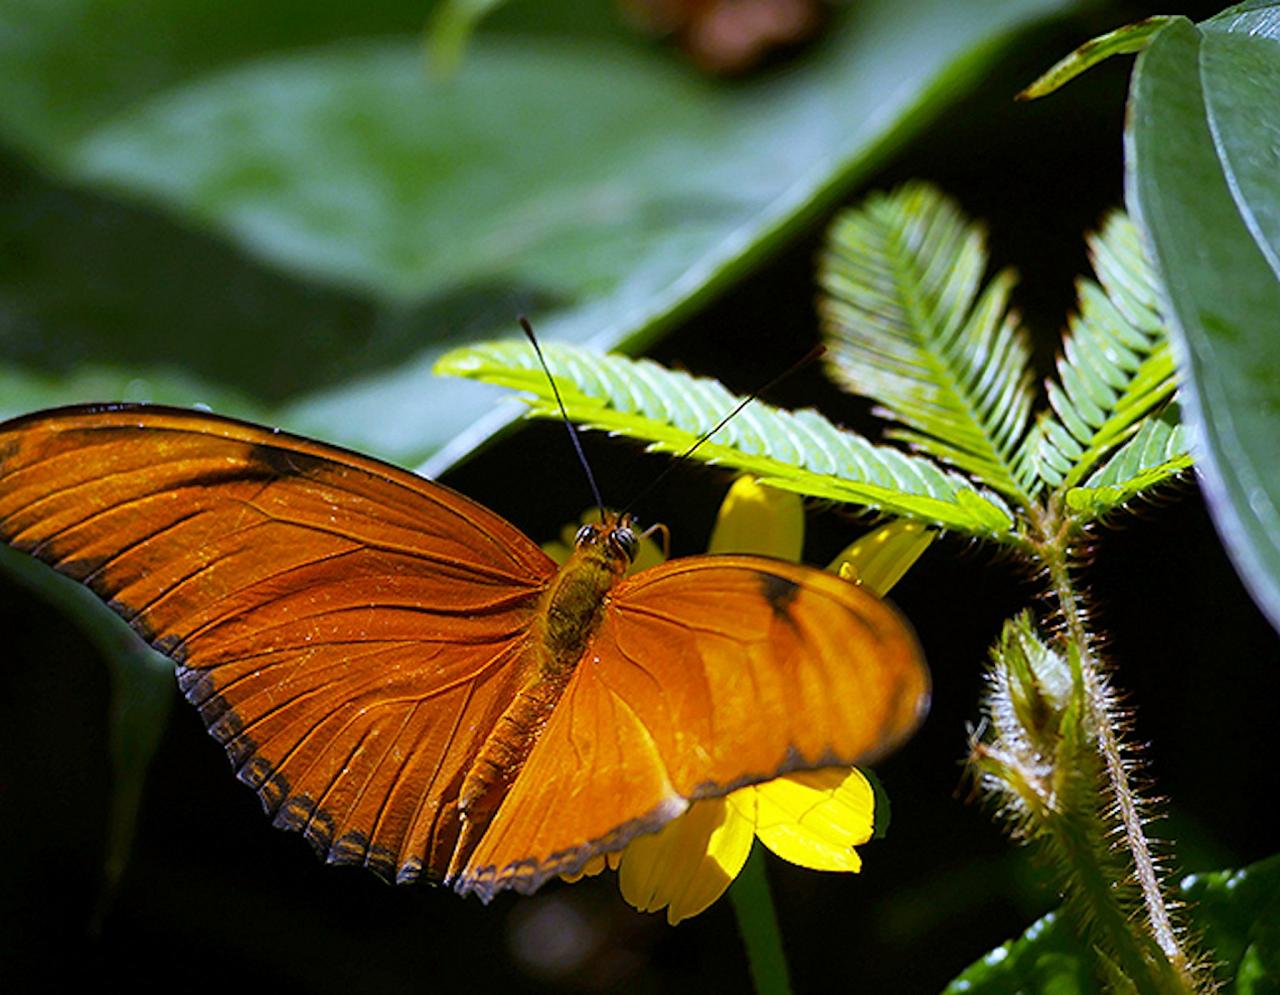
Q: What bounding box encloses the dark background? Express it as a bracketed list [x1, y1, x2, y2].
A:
[2, 3, 1276, 992]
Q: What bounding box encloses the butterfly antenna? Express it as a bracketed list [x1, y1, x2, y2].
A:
[520, 317, 608, 521]
[622, 343, 825, 515]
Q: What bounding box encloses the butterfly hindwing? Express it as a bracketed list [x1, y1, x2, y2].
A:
[457, 555, 927, 898]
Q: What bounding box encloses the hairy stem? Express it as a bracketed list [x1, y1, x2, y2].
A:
[1041, 538, 1193, 988]
[1046, 783, 1172, 995]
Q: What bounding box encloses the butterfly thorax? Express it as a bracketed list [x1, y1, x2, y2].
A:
[537, 516, 637, 669]
[451, 516, 638, 861]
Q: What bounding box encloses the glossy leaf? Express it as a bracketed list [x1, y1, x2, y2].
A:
[437, 340, 1016, 537]
[941, 911, 1094, 995]
[1125, 7, 1280, 632]
[0, 0, 1069, 470]
[1180, 854, 1280, 994]
[943, 854, 1280, 993]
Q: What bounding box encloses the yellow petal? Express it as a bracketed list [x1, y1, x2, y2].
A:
[829, 519, 934, 597]
[751, 768, 876, 872]
[708, 477, 804, 561]
[617, 798, 755, 925]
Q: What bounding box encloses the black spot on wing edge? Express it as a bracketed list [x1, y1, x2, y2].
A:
[244, 441, 332, 481]
[758, 571, 800, 617]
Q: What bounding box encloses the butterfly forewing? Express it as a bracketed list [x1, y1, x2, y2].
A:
[0, 405, 555, 881]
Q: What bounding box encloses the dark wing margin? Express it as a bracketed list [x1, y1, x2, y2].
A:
[0, 404, 554, 883]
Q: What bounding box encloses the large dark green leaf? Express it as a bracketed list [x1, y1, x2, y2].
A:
[1124, 5, 1280, 633]
[944, 855, 1280, 993]
[0, 0, 1067, 470]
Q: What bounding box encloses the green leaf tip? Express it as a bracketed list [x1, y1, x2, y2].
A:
[1012, 212, 1183, 518]
[424, 0, 509, 78]
[1063, 412, 1192, 517]
[1018, 17, 1180, 100]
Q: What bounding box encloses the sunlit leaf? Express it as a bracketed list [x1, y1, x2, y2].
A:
[1014, 213, 1176, 498]
[1018, 17, 1175, 100]
[1063, 410, 1191, 518]
[437, 340, 1016, 537]
[819, 183, 1035, 507]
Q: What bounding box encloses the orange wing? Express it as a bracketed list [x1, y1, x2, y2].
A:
[457, 555, 928, 899]
[0, 404, 555, 883]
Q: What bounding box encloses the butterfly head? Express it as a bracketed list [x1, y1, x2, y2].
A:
[573, 513, 640, 572]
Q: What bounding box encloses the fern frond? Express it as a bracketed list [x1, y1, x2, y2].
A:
[1063, 410, 1191, 519]
[818, 182, 1036, 507]
[436, 340, 1016, 538]
[1015, 213, 1176, 494]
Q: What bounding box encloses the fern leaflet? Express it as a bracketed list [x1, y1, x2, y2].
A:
[818, 182, 1036, 507]
[436, 340, 1015, 537]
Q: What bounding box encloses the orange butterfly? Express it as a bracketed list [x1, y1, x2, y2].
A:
[0, 404, 929, 900]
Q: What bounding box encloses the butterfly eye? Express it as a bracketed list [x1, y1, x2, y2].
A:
[574, 524, 596, 547]
[611, 526, 639, 562]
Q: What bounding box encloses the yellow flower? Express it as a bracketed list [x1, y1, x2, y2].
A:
[553, 478, 933, 924]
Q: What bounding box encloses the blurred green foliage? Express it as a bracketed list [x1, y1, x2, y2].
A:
[0, 0, 1065, 466]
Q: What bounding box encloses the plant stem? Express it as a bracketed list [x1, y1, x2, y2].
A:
[729, 844, 792, 995]
[1041, 540, 1193, 987]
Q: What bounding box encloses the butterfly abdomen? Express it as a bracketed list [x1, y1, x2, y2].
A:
[452, 538, 626, 863]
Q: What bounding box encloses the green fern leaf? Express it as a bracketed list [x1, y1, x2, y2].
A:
[818, 182, 1036, 507]
[1016, 213, 1176, 493]
[436, 340, 1016, 537]
[1063, 410, 1191, 518]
